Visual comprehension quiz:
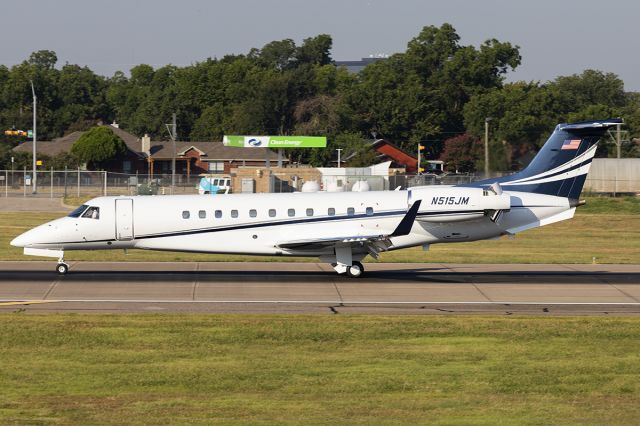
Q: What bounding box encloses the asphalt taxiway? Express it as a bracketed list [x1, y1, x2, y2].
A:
[1, 261, 639, 314]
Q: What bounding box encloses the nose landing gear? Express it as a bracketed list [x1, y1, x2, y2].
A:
[56, 252, 68, 275]
[56, 262, 69, 275]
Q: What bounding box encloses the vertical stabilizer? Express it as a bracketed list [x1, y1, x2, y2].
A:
[467, 119, 622, 199]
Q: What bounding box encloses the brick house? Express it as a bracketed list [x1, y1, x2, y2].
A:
[147, 139, 287, 176]
[13, 124, 287, 176]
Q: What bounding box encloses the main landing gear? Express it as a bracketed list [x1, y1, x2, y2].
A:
[329, 245, 365, 278]
[347, 261, 364, 278]
[331, 261, 365, 278]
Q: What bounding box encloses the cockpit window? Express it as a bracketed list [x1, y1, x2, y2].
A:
[81, 206, 100, 219]
[68, 204, 89, 218]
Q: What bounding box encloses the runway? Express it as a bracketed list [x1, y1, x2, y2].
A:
[1, 261, 639, 314]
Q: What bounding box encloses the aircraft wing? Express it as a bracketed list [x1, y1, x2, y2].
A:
[275, 200, 421, 254]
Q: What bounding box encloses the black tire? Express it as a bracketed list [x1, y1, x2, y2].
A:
[346, 263, 363, 278]
[56, 263, 68, 275]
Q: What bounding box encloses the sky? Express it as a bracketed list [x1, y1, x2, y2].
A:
[1, 0, 639, 90]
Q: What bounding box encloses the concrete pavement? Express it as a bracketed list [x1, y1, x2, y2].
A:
[1, 261, 639, 314]
[0, 196, 71, 212]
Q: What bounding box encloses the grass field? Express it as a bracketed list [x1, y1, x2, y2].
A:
[0, 315, 638, 425]
[2, 196, 639, 263]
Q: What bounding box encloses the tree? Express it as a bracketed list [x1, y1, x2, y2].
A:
[190, 104, 228, 141]
[439, 134, 483, 172]
[347, 23, 521, 152]
[70, 127, 127, 169]
[250, 39, 297, 70]
[553, 70, 626, 110]
[463, 82, 559, 149]
[293, 94, 342, 136]
[296, 34, 333, 66]
[28, 50, 57, 70]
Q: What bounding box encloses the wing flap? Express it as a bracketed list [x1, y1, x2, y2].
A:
[275, 200, 421, 252]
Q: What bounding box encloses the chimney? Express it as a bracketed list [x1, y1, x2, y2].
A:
[141, 134, 151, 156]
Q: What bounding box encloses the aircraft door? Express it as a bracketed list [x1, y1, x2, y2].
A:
[115, 199, 134, 240]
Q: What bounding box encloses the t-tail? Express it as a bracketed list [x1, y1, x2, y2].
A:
[468, 118, 623, 200]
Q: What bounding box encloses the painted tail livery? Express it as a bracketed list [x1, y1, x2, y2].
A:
[469, 118, 622, 199]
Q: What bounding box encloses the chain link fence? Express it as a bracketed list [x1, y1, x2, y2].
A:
[1, 168, 637, 198]
[0, 168, 201, 198]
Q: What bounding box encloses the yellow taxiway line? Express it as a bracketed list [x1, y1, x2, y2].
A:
[0, 300, 59, 306]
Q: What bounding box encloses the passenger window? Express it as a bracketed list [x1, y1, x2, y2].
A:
[347, 207, 355, 216]
[249, 209, 257, 218]
[269, 209, 276, 217]
[215, 210, 222, 218]
[328, 208, 335, 216]
[288, 208, 295, 217]
[182, 210, 190, 219]
[366, 207, 374, 216]
[231, 210, 238, 218]
[199, 210, 206, 219]
[306, 208, 314, 217]
[82, 206, 100, 219]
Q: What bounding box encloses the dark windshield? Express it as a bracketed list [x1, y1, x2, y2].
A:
[68, 204, 89, 218]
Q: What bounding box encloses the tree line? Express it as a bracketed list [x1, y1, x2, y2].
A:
[1, 23, 638, 172]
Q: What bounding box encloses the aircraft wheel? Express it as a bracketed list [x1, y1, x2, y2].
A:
[347, 263, 364, 278]
[56, 263, 69, 275]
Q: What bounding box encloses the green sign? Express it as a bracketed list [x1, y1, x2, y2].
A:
[223, 135, 327, 148]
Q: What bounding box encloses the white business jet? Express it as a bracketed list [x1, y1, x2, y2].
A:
[11, 119, 620, 277]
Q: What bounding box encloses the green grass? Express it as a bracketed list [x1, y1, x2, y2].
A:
[578, 195, 640, 215]
[63, 195, 94, 207]
[2, 196, 639, 263]
[0, 315, 639, 425]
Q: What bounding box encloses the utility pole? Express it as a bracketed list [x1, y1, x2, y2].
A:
[484, 117, 492, 177]
[336, 149, 342, 168]
[172, 113, 177, 194]
[616, 122, 621, 159]
[417, 142, 421, 175]
[30, 80, 37, 194]
[165, 113, 177, 194]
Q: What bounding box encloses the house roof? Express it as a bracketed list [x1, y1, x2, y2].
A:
[13, 125, 289, 162]
[149, 140, 283, 162]
[12, 126, 146, 159]
[12, 131, 84, 157]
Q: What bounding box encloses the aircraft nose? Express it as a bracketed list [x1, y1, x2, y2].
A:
[10, 229, 37, 248]
[10, 233, 27, 247]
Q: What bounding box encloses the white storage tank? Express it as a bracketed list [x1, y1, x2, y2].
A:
[301, 180, 321, 192]
[351, 180, 370, 192]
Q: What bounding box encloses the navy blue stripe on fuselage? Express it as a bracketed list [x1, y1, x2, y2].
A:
[50, 208, 488, 245]
[136, 209, 486, 240]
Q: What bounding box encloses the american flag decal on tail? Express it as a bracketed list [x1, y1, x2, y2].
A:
[561, 139, 581, 150]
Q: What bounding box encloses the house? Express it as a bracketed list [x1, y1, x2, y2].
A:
[333, 139, 419, 173]
[12, 124, 287, 176]
[12, 126, 147, 172]
[370, 139, 419, 172]
[146, 139, 286, 176]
